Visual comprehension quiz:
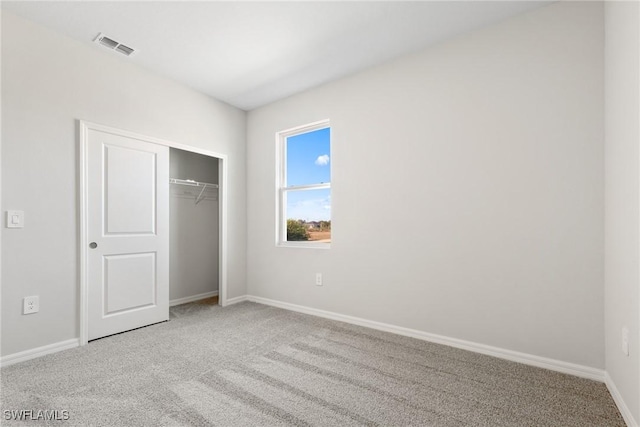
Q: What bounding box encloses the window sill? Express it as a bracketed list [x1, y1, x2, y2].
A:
[277, 241, 331, 250]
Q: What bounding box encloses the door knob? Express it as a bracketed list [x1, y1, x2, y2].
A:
[89, 242, 98, 249]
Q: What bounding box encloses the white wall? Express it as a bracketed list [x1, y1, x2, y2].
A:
[247, 2, 604, 368]
[170, 149, 219, 302]
[170, 148, 219, 185]
[1, 11, 247, 356]
[604, 1, 640, 424]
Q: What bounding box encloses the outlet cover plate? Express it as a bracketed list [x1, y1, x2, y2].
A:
[23, 296, 39, 314]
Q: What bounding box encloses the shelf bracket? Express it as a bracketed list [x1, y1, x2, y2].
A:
[195, 184, 208, 205]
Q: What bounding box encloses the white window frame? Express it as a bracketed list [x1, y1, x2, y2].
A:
[276, 119, 331, 248]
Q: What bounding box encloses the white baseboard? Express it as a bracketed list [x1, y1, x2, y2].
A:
[0, 338, 80, 368]
[224, 295, 248, 306]
[247, 295, 605, 382]
[605, 372, 639, 427]
[170, 290, 219, 307]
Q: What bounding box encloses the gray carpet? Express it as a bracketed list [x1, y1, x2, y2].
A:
[1, 301, 625, 426]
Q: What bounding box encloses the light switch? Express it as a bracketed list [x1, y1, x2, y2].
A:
[6, 210, 24, 228]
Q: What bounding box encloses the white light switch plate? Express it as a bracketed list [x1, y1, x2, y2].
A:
[6, 210, 24, 228]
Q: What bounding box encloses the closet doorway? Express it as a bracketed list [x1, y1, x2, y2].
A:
[169, 148, 220, 307]
[79, 121, 228, 345]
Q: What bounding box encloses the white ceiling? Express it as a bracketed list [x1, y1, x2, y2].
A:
[2, 1, 551, 111]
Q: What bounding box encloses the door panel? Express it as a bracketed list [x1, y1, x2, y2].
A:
[104, 144, 157, 235]
[87, 128, 169, 340]
[103, 253, 156, 315]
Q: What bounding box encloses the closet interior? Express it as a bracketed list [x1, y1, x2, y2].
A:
[169, 148, 220, 305]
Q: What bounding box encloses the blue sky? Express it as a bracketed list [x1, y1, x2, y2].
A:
[287, 127, 330, 186]
[286, 127, 331, 221]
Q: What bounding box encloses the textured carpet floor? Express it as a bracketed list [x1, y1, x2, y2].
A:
[1, 301, 625, 426]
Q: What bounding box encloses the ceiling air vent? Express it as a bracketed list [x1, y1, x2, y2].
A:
[93, 33, 137, 57]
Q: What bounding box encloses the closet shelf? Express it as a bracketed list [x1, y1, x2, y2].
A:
[170, 178, 218, 205]
[170, 178, 218, 188]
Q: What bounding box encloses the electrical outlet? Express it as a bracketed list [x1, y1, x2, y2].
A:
[622, 327, 629, 356]
[23, 296, 39, 315]
[315, 273, 323, 286]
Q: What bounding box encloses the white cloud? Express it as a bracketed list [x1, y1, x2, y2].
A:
[315, 154, 330, 166]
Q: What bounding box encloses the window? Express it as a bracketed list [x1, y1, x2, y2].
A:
[277, 120, 331, 247]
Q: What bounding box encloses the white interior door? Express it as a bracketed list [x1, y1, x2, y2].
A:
[87, 128, 169, 340]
